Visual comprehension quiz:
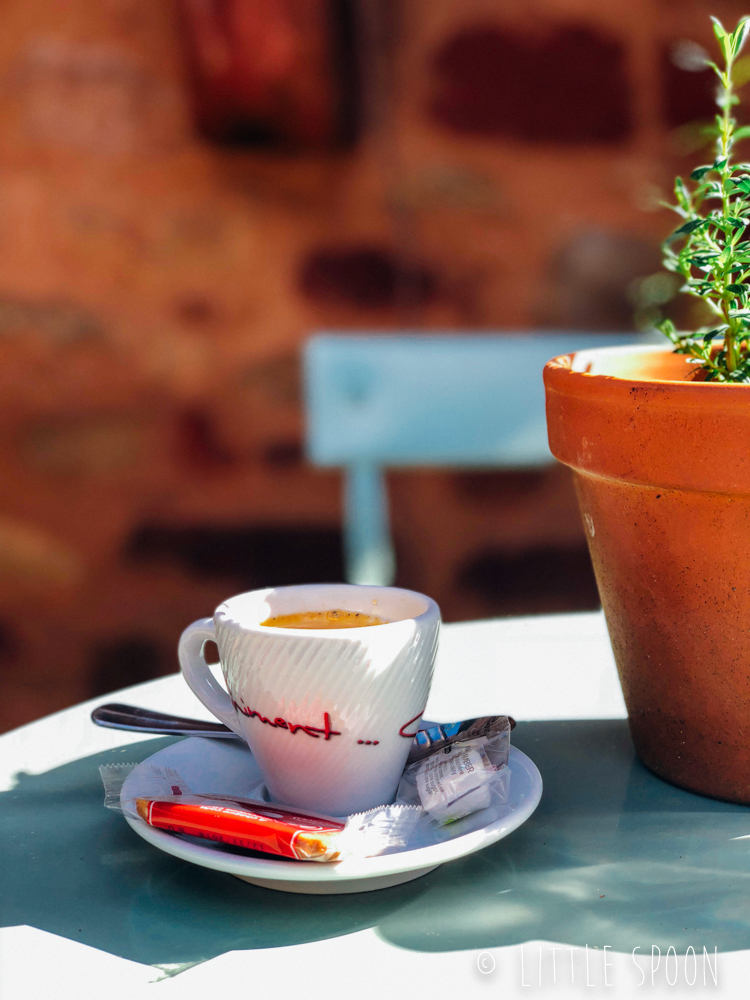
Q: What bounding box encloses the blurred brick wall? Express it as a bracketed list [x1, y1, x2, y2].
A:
[0, 0, 741, 729]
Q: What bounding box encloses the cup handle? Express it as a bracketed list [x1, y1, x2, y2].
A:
[178, 618, 245, 738]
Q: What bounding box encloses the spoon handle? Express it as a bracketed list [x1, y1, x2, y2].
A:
[90, 702, 240, 738]
[90, 703, 463, 741]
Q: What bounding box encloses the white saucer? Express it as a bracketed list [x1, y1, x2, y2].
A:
[121, 736, 542, 894]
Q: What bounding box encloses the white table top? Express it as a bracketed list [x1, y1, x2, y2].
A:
[2, 612, 749, 999]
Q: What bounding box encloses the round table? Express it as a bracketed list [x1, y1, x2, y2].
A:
[2, 612, 749, 998]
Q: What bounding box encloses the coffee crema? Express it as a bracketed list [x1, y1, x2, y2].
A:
[260, 609, 390, 629]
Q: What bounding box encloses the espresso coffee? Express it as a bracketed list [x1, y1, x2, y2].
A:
[261, 609, 390, 629]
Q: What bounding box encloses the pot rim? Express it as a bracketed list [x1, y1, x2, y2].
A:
[546, 342, 750, 390]
[544, 343, 750, 493]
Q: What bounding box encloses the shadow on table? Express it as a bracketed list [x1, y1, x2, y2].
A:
[379, 720, 750, 954]
[0, 737, 430, 970]
[3, 722, 750, 971]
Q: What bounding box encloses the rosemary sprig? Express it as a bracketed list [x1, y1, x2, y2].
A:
[658, 16, 750, 382]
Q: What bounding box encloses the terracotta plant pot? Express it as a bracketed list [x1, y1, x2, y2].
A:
[544, 344, 750, 803]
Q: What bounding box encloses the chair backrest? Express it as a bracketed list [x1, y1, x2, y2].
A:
[303, 331, 655, 584]
[304, 332, 654, 468]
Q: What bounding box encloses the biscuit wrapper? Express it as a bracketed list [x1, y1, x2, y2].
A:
[100, 764, 419, 862]
[396, 716, 512, 825]
[406, 715, 513, 766]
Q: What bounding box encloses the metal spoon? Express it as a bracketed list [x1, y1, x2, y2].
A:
[91, 702, 239, 738]
[91, 704, 514, 743]
[90, 703, 443, 740]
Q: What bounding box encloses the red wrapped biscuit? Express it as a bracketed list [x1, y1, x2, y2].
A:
[96, 763, 420, 863]
[135, 794, 346, 861]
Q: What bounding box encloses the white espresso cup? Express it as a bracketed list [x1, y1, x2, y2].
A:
[178, 583, 440, 816]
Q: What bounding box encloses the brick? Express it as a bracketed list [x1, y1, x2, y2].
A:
[0, 516, 83, 587]
[660, 41, 717, 129]
[176, 408, 235, 469]
[0, 297, 105, 344]
[535, 229, 661, 329]
[12, 37, 186, 154]
[299, 245, 438, 309]
[88, 636, 167, 696]
[239, 354, 302, 407]
[18, 415, 148, 475]
[125, 523, 345, 587]
[458, 544, 600, 616]
[430, 23, 632, 143]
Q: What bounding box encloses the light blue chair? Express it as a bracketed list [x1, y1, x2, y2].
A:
[304, 332, 652, 586]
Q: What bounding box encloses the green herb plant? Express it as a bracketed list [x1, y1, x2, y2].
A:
[659, 16, 750, 381]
